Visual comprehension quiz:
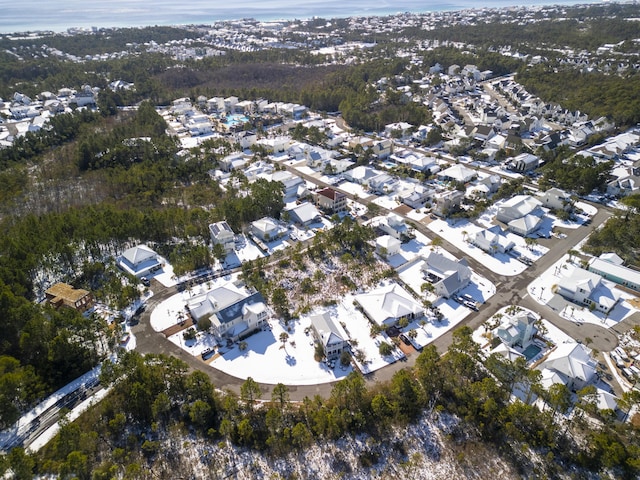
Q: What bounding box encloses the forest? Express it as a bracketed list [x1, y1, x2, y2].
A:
[3, 329, 639, 479]
[1, 4, 640, 478]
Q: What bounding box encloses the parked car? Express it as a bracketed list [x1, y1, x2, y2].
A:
[201, 348, 215, 361]
[399, 334, 411, 346]
[140, 276, 150, 287]
[610, 352, 625, 369]
[615, 347, 630, 362]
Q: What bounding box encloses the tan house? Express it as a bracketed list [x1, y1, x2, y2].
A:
[45, 283, 94, 312]
[315, 187, 347, 214]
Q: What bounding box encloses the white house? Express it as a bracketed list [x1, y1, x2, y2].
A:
[506, 153, 539, 172]
[537, 342, 597, 391]
[376, 235, 401, 257]
[250, 217, 283, 242]
[286, 202, 321, 226]
[493, 310, 537, 348]
[496, 195, 544, 236]
[209, 221, 235, 253]
[117, 244, 162, 277]
[354, 282, 423, 327]
[310, 312, 350, 360]
[377, 213, 410, 240]
[538, 187, 573, 211]
[556, 267, 621, 314]
[234, 130, 257, 149]
[269, 170, 305, 198]
[472, 225, 515, 254]
[438, 164, 477, 184]
[421, 252, 472, 299]
[187, 282, 268, 340]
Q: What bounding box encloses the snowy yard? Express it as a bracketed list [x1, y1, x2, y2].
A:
[527, 254, 640, 329]
[428, 217, 547, 276]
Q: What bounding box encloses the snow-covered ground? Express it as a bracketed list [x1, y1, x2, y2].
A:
[527, 254, 640, 329]
[428, 217, 548, 276]
[146, 248, 498, 385]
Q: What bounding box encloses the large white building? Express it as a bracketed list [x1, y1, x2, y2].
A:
[187, 281, 268, 340]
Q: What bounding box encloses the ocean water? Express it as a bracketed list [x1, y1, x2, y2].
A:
[1, 0, 601, 34]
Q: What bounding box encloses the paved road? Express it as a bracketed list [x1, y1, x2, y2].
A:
[132, 198, 622, 400]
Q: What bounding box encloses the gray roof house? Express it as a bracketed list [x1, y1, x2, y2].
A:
[421, 252, 472, 299]
[118, 244, 162, 277]
[209, 221, 235, 253]
[310, 312, 350, 360]
[187, 282, 268, 340]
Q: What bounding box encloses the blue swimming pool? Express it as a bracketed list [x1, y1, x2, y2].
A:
[522, 343, 542, 361]
[224, 114, 249, 127]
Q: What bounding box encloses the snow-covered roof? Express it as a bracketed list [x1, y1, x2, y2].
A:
[538, 342, 596, 384]
[354, 282, 423, 326]
[121, 244, 158, 267]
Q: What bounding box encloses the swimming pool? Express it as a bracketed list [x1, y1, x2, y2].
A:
[224, 114, 249, 127]
[522, 343, 542, 361]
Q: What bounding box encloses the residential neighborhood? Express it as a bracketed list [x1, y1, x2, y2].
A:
[3, 4, 640, 477]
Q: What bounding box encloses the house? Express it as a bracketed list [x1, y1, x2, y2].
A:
[588, 256, 640, 292]
[250, 217, 283, 242]
[538, 187, 573, 211]
[187, 282, 268, 340]
[556, 267, 621, 314]
[493, 310, 537, 348]
[310, 312, 349, 360]
[472, 225, 515, 254]
[421, 252, 472, 299]
[377, 213, 410, 240]
[432, 190, 464, 217]
[209, 221, 235, 253]
[537, 342, 597, 391]
[371, 139, 393, 159]
[286, 202, 321, 226]
[45, 283, 94, 312]
[256, 136, 290, 153]
[398, 184, 434, 210]
[376, 235, 401, 257]
[118, 244, 162, 277]
[496, 195, 544, 236]
[234, 130, 257, 149]
[354, 282, 423, 327]
[343, 165, 378, 185]
[219, 153, 249, 172]
[315, 187, 347, 214]
[506, 153, 539, 172]
[368, 173, 397, 194]
[438, 164, 477, 184]
[269, 170, 305, 198]
[384, 122, 413, 138]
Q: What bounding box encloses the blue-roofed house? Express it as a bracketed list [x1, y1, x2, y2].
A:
[187, 282, 268, 341]
[117, 244, 162, 278]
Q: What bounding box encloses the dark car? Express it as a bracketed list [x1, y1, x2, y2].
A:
[201, 348, 216, 361]
[399, 334, 412, 346]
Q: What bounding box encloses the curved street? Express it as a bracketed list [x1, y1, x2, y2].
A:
[130, 197, 631, 400]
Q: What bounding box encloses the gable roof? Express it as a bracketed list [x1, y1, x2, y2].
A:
[311, 312, 346, 348]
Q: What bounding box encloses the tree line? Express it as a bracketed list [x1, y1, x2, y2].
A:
[4, 327, 638, 479]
